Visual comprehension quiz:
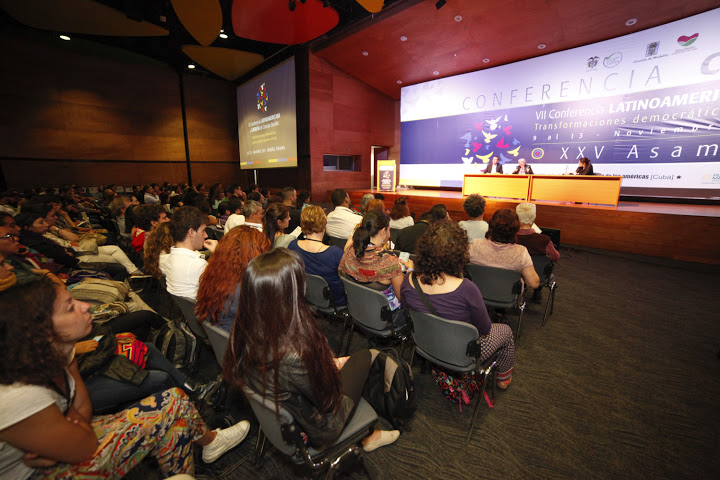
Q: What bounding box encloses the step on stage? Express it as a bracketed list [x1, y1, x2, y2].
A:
[345, 188, 720, 266]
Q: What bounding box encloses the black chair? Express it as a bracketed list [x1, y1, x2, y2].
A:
[389, 228, 401, 244]
[305, 274, 349, 352]
[465, 264, 527, 339]
[340, 277, 410, 356]
[407, 307, 498, 445]
[171, 295, 209, 343]
[242, 385, 377, 479]
[327, 235, 348, 249]
[531, 255, 557, 327]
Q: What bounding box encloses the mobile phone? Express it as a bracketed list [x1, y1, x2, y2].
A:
[92, 335, 104, 342]
[398, 252, 410, 262]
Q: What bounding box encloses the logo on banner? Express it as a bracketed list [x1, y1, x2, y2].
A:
[531, 148, 544, 160]
[603, 52, 622, 68]
[587, 56, 599, 69]
[461, 115, 524, 167]
[677, 33, 699, 47]
[645, 41, 660, 57]
[256, 83, 269, 112]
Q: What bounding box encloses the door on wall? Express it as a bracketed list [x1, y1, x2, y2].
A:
[371, 146, 390, 190]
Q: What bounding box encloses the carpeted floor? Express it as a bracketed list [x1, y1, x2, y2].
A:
[127, 247, 720, 480]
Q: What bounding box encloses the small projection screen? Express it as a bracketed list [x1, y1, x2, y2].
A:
[236, 57, 297, 169]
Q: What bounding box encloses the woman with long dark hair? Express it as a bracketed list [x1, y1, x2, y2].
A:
[195, 226, 271, 331]
[339, 210, 412, 323]
[401, 221, 516, 389]
[0, 280, 250, 478]
[261, 203, 299, 249]
[224, 249, 399, 451]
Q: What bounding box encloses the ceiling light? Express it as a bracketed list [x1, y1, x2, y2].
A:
[362, 51, 369, 56]
[188, 64, 196, 69]
[59, 34, 71, 41]
[625, 17, 638, 26]
[454, 15, 462, 22]
[436, 0, 446, 10]
[433, 71, 440, 75]
[219, 33, 228, 39]
[288, 0, 296, 12]
[483, 58, 490, 63]
[397, 80, 403, 84]
[537, 43, 547, 49]
[400, 36, 407, 42]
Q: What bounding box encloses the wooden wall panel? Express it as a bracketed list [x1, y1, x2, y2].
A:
[308, 53, 396, 201]
[0, 27, 243, 189]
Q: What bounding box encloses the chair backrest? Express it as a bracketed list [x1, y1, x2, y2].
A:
[465, 264, 521, 305]
[531, 255, 553, 281]
[340, 277, 392, 332]
[327, 235, 347, 249]
[171, 295, 209, 341]
[408, 308, 478, 372]
[202, 322, 230, 366]
[242, 385, 299, 457]
[304, 274, 332, 310]
[390, 228, 401, 244]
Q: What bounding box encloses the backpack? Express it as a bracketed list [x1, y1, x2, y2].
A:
[362, 349, 416, 431]
[151, 319, 198, 369]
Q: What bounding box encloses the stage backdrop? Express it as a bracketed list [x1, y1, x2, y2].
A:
[400, 9, 720, 199]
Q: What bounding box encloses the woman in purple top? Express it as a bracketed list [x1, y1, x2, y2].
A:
[401, 221, 515, 389]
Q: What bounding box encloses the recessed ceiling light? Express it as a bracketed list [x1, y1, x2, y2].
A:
[362, 51, 369, 56]
[59, 34, 71, 41]
[625, 18, 638, 26]
[454, 15, 462, 22]
[219, 33, 228, 39]
[433, 71, 440, 75]
[400, 36, 407, 42]
[483, 58, 490, 63]
[537, 43, 547, 50]
[188, 64, 196, 69]
[397, 80, 403, 84]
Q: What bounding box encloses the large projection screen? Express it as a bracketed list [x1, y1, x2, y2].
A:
[237, 57, 297, 169]
[400, 9, 720, 199]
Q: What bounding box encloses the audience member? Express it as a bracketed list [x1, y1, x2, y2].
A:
[355, 193, 375, 214]
[109, 196, 133, 238]
[339, 210, 412, 326]
[143, 184, 160, 204]
[389, 197, 414, 230]
[143, 222, 174, 279]
[401, 221, 515, 389]
[195, 226, 270, 332]
[0, 279, 250, 478]
[515, 202, 560, 303]
[394, 211, 433, 254]
[223, 197, 245, 233]
[288, 205, 346, 305]
[160, 207, 217, 300]
[280, 186, 302, 233]
[132, 204, 169, 252]
[458, 194, 488, 242]
[242, 200, 264, 231]
[224, 249, 400, 451]
[296, 191, 311, 211]
[262, 203, 301, 248]
[326, 189, 361, 239]
[468, 208, 540, 290]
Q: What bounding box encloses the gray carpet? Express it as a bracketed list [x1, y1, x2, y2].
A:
[128, 247, 720, 480]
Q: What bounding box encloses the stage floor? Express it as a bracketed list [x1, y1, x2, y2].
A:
[345, 188, 720, 264]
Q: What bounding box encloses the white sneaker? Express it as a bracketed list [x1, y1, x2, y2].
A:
[202, 420, 250, 463]
[362, 430, 400, 453]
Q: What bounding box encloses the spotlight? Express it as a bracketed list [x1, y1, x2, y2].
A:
[59, 34, 71, 41]
[288, 0, 296, 12]
[436, 0, 446, 10]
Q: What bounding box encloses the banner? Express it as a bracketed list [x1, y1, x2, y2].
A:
[400, 9, 720, 196]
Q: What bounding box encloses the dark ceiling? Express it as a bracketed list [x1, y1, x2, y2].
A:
[2, 0, 719, 98]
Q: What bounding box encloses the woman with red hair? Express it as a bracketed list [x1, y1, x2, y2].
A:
[195, 226, 271, 332]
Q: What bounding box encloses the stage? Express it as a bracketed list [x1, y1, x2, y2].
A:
[345, 188, 720, 265]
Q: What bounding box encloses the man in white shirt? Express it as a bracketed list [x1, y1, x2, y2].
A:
[223, 198, 245, 233]
[144, 184, 160, 205]
[326, 189, 361, 239]
[242, 200, 264, 231]
[159, 206, 217, 300]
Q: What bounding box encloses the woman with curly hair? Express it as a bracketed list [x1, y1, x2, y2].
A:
[468, 208, 539, 289]
[401, 221, 516, 389]
[458, 194, 488, 242]
[195, 226, 271, 332]
[143, 222, 173, 279]
[0, 279, 250, 479]
[224, 249, 399, 451]
[389, 197, 414, 230]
